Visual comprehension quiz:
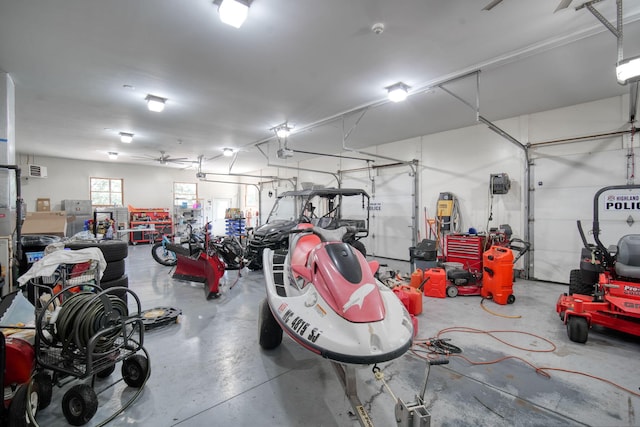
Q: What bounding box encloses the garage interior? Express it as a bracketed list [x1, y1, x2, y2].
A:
[1, 1, 640, 426]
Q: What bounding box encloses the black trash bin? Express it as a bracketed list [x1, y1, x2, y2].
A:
[19, 235, 62, 275]
[410, 239, 438, 270]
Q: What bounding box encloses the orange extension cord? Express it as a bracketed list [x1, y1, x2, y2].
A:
[411, 326, 640, 398]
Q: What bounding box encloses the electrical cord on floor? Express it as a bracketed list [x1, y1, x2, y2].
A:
[410, 326, 640, 398]
[480, 297, 522, 319]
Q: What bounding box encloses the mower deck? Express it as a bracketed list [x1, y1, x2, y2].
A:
[556, 292, 640, 341]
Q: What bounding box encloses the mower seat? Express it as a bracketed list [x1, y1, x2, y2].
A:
[615, 234, 640, 279]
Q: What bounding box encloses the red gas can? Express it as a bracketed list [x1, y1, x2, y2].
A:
[423, 268, 447, 298]
[393, 285, 423, 315]
[410, 269, 423, 289]
[481, 246, 515, 304]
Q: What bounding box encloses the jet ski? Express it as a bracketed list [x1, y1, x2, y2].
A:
[259, 224, 414, 364]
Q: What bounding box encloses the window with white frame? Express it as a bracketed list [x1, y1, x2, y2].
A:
[90, 177, 123, 207]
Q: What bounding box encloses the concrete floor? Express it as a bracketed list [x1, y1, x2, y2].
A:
[32, 244, 640, 427]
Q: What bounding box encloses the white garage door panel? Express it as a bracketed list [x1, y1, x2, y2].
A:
[532, 148, 630, 282]
[369, 173, 414, 260]
[342, 171, 414, 260]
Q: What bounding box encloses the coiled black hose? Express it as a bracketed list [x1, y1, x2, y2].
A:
[55, 291, 129, 354]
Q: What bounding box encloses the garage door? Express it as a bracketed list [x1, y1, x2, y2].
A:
[343, 170, 415, 261]
[531, 148, 637, 283]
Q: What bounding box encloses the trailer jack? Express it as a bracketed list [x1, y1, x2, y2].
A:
[394, 359, 449, 427]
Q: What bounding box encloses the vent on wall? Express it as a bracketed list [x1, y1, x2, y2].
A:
[27, 164, 48, 178]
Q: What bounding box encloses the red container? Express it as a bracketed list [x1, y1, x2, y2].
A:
[393, 285, 423, 315]
[4, 337, 35, 386]
[481, 246, 514, 304]
[411, 314, 419, 337]
[423, 268, 447, 298]
[410, 268, 423, 289]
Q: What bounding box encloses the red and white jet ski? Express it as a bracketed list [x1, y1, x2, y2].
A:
[259, 224, 413, 364]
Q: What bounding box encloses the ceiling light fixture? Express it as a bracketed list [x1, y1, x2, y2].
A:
[616, 54, 640, 84]
[273, 123, 292, 138]
[119, 132, 134, 143]
[108, 152, 118, 160]
[217, 0, 250, 29]
[223, 148, 234, 157]
[145, 94, 167, 112]
[386, 82, 410, 103]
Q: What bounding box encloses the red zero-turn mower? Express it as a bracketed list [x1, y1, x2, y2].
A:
[556, 184, 640, 343]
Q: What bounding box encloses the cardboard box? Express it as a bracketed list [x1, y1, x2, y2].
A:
[36, 198, 51, 212]
[21, 211, 67, 237]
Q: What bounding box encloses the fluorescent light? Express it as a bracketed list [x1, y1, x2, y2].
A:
[218, 0, 249, 28]
[223, 148, 234, 157]
[145, 94, 166, 112]
[616, 55, 640, 84]
[274, 124, 292, 138]
[387, 82, 410, 102]
[276, 127, 289, 138]
[119, 132, 134, 143]
[108, 152, 118, 160]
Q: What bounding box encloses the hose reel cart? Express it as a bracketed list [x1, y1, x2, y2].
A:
[23, 250, 150, 426]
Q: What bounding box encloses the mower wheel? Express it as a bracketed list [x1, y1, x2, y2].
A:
[446, 286, 458, 298]
[8, 382, 39, 427]
[507, 294, 515, 304]
[122, 355, 149, 388]
[62, 384, 98, 426]
[33, 371, 53, 410]
[569, 269, 593, 296]
[567, 316, 589, 343]
[259, 298, 283, 350]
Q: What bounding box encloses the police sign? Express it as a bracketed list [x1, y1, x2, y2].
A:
[604, 193, 640, 210]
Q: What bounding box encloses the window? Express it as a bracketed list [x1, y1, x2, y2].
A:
[174, 182, 198, 207]
[90, 177, 123, 207]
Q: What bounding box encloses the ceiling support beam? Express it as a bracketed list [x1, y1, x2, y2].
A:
[256, 144, 340, 187]
[436, 70, 532, 278]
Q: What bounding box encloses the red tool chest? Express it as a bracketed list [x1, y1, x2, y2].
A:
[445, 234, 487, 272]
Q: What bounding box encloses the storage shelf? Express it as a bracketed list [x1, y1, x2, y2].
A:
[128, 206, 172, 244]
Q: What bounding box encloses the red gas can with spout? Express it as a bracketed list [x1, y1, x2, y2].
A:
[481, 246, 515, 304]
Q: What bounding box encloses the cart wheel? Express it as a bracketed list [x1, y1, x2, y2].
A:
[446, 286, 458, 298]
[61, 384, 98, 426]
[33, 371, 53, 410]
[122, 355, 149, 388]
[95, 363, 116, 379]
[507, 294, 516, 304]
[8, 382, 39, 427]
[567, 316, 589, 343]
[259, 298, 283, 350]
